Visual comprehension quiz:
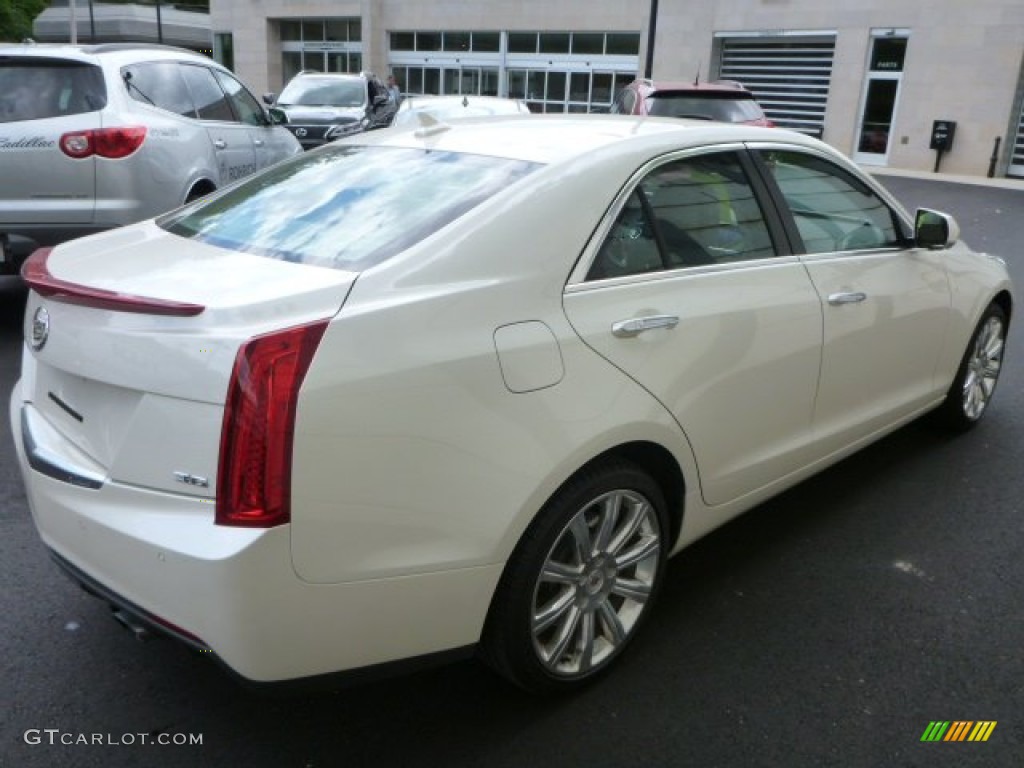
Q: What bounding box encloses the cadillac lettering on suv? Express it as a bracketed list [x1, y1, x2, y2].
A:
[0, 42, 302, 276]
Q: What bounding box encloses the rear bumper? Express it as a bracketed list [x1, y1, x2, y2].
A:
[11, 384, 500, 683]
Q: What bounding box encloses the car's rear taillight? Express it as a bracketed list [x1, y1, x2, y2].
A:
[59, 126, 147, 159]
[216, 319, 330, 528]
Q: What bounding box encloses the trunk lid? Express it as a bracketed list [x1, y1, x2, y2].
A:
[18, 223, 356, 498]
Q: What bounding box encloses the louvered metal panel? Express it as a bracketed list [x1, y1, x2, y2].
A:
[1010, 98, 1024, 177]
[718, 38, 836, 137]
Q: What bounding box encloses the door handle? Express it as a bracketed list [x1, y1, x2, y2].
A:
[213, 139, 227, 150]
[827, 291, 867, 306]
[611, 315, 680, 337]
[253, 139, 264, 147]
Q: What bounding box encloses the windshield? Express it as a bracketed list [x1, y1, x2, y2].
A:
[159, 145, 540, 271]
[278, 77, 366, 108]
[647, 92, 764, 122]
[0, 59, 106, 122]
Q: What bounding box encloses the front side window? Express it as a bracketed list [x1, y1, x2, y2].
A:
[758, 150, 904, 253]
[0, 59, 106, 122]
[159, 146, 540, 271]
[213, 70, 265, 126]
[588, 152, 776, 280]
[179, 64, 235, 122]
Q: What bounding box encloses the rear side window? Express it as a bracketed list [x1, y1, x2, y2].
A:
[0, 59, 106, 122]
[122, 61, 197, 118]
[159, 145, 540, 271]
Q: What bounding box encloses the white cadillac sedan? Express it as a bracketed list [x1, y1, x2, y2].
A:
[10, 115, 1012, 693]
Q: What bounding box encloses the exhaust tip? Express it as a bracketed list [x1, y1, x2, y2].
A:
[111, 608, 151, 641]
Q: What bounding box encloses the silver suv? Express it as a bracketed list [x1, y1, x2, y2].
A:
[0, 42, 302, 276]
[264, 71, 397, 150]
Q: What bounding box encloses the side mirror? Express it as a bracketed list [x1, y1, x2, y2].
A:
[262, 92, 275, 106]
[915, 208, 959, 249]
[267, 107, 288, 125]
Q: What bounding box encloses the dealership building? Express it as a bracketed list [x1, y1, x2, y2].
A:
[34, 1, 1024, 178]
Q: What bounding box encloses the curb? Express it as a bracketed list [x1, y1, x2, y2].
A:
[864, 165, 1024, 191]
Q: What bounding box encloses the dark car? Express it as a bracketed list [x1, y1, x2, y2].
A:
[264, 71, 397, 150]
[611, 78, 774, 126]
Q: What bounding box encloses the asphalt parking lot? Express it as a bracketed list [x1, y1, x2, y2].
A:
[0, 174, 1021, 768]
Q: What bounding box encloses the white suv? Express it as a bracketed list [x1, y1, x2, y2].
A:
[0, 42, 302, 276]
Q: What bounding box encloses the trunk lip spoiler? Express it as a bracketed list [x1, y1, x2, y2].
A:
[22, 247, 206, 317]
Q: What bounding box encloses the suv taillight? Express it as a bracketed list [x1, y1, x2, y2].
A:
[59, 126, 147, 159]
[216, 319, 330, 528]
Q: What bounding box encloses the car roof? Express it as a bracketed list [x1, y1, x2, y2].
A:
[0, 41, 217, 66]
[354, 113, 819, 165]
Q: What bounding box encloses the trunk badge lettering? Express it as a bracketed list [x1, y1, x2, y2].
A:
[173, 471, 210, 488]
[31, 307, 50, 350]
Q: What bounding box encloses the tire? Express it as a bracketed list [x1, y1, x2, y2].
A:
[481, 460, 669, 694]
[936, 302, 1007, 432]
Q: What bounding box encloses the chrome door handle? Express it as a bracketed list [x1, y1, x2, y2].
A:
[827, 291, 867, 306]
[611, 315, 680, 337]
[213, 139, 227, 150]
[253, 139, 264, 147]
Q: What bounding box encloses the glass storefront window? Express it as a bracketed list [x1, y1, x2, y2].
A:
[508, 33, 537, 54]
[606, 33, 640, 55]
[302, 20, 324, 42]
[418, 32, 442, 51]
[325, 19, 348, 42]
[474, 32, 500, 52]
[280, 21, 301, 42]
[444, 32, 471, 52]
[539, 33, 570, 54]
[391, 32, 415, 51]
[572, 34, 603, 55]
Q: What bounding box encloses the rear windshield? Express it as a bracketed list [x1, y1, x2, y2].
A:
[159, 145, 540, 271]
[0, 59, 106, 122]
[278, 77, 367, 108]
[647, 92, 763, 122]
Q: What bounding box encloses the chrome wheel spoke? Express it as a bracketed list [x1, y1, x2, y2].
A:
[611, 576, 652, 603]
[606, 501, 647, 557]
[540, 559, 582, 586]
[593, 495, 620, 554]
[569, 515, 595, 561]
[614, 533, 660, 570]
[543, 605, 582, 665]
[577, 610, 596, 673]
[597, 600, 626, 645]
[533, 588, 576, 634]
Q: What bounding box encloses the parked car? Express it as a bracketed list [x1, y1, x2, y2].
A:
[0, 42, 302, 277]
[611, 78, 774, 126]
[390, 94, 532, 129]
[264, 70, 397, 150]
[12, 116, 1012, 693]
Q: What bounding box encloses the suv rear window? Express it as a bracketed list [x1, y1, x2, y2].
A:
[278, 77, 367, 108]
[0, 58, 106, 122]
[159, 145, 540, 270]
[647, 92, 763, 122]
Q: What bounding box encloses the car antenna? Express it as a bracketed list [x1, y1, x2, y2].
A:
[693, 64, 701, 86]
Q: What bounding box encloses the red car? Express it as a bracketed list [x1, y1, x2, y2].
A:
[611, 78, 774, 127]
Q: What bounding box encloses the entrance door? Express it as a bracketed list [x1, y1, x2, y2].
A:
[853, 35, 908, 165]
